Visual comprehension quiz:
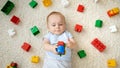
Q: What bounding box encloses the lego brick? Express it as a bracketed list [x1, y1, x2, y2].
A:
[30, 26, 40, 36]
[29, 1, 38, 8]
[31, 56, 40, 63]
[75, 24, 83, 32]
[10, 62, 17, 67]
[107, 59, 117, 67]
[10, 15, 20, 25]
[61, 0, 70, 8]
[107, 7, 119, 17]
[77, 4, 84, 12]
[57, 41, 65, 46]
[91, 38, 106, 52]
[109, 25, 117, 33]
[1, 1, 14, 15]
[42, 0, 52, 7]
[8, 28, 16, 37]
[56, 46, 65, 56]
[21, 42, 31, 52]
[56, 41, 65, 56]
[6, 61, 18, 68]
[77, 50, 86, 58]
[95, 19, 103, 28]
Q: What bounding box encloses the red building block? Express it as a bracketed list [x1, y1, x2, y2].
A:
[75, 24, 83, 32]
[57, 41, 65, 46]
[21, 42, 31, 52]
[10, 15, 20, 25]
[91, 38, 106, 52]
[77, 4, 84, 12]
[10, 62, 18, 67]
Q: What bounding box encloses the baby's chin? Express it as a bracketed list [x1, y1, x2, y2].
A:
[54, 31, 65, 35]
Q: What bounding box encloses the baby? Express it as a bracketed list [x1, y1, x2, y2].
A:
[42, 11, 76, 68]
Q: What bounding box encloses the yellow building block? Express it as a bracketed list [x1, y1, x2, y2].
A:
[42, 0, 52, 7]
[6, 65, 12, 68]
[107, 59, 117, 67]
[31, 56, 40, 63]
[112, 7, 119, 14]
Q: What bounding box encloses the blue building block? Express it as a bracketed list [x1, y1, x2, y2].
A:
[56, 46, 65, 56]
[1, 1, 15, 15]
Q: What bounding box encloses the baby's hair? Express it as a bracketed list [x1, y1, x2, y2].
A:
[46, 11, 66, 24]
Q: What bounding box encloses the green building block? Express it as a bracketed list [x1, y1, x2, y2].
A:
[29, 1, 38, 8]
[77, 50, 86, 58]
[1, 1, 15, 15]
[30, 26, 40, 36]
[95, 20, 103, 28]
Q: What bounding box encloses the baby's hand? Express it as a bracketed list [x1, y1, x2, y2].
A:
[52, 45, 58, 54]
[66, 38, 76, 49]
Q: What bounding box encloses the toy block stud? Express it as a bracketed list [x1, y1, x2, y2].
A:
[77, 4, 84, 12]
[31, 56, 40, 63]
[10, 15, 20, 25]
[29, 0, 38, 8]
[1, 1, 15, 15]
[75, 24, 83, 32]
[107, 7, 119, 17]
[95, 19, 103, 28]
[107, 59, 117, 67]
[109, 25, 117, 33]
[57, 41, 65, 46]
[42, 0, 52, 7]
[61, 0, 70, 8]
[77, 50, 86, 58]
[21, 42, 31, 52]
[91, 38, 106, 52]
[8, 28, 16, 37]
[30, 26, 40, 36]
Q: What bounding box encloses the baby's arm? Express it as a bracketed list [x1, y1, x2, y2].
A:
[43, 38, 58, 54]
[66, 38, 76, 49]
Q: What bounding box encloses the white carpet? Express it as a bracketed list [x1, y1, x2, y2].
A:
[0, 0, 120, 68]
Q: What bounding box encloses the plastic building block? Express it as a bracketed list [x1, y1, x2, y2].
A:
[21, 42, 31, 52]
[91, 38, 106, 52]
[58, 41, 65, 46]
[8, 28, 16, 37]
[109, 25, 117, 33]
[30, 26, 40, 36]
[77, 50, 86, 58]
[107, 59, 117, 67]
[75, 24, 83, 32]
[61, 0, 70, 8]
[6, 61, 18, 68]
[31, 56, 40, 63]
[10, 15, 20, 25]
[1, 1, 14, 15]
[95, 19, 103, 28]
[42, 0, 52, 7]
[29, 0, 38, 8]
[107, 7, 119, 17]
[77, 4, 84, 12]
[56, 41, 65, 56]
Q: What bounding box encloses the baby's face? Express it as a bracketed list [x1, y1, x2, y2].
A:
[47, 14, 66, 35]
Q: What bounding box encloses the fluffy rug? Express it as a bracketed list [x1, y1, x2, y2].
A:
[0, 0, 120, 68]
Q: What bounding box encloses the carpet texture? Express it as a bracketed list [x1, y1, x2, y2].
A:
[0, 0, 120, 68]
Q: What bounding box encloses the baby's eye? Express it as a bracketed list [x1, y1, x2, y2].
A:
[52, 24, 56, 27]
[59, 24, 63, 26]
